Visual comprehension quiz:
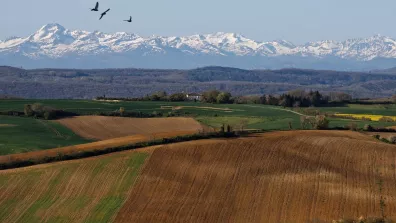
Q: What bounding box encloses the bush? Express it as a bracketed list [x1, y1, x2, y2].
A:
[347, 122, 358, 131]
[24, 104, 34, 116]
[169, 93, 187, 101]
[216, 92, 232, 104]
[379, 117, 395, 122]
[363, 124, 374, 131]
[43, 111, 56, 120]
[388, 136, 396, 144]
[314, 115, 329, 130]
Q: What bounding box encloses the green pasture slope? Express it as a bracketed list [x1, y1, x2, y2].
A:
[0, 116, 90, 155]
[0, 99, 302, 131]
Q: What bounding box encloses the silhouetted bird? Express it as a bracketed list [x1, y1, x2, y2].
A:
[124, 16, 132, 23]
[99, 9, 110, 20]
[91, 2, 99, 11]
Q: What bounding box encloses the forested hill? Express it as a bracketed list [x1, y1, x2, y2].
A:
[1, 66, 396, 99]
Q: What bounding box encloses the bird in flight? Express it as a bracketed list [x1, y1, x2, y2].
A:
[99, 9, 110, 20]
[124, 16, 132, 23]
[91, 2, 99, 11]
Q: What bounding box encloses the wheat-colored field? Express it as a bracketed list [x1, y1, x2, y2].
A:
[1, 131, 396, 222]
[56, 116, 205, 140]
[115, 131, 396, 222]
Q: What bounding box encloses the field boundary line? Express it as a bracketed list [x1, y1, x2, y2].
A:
[36, 119, 65, 139]
[109, 150, 156, 223]
[243, 105, 311, 116]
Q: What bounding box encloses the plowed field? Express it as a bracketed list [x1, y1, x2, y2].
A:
[2, 131, 396, 222]
[56, 116, 204, 140]
[115, 131, 396, 222]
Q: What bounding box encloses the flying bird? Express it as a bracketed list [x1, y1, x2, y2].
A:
[91, 2, 99, 11]
[99, 8, 110, 20]
[124, 16, 132, 23]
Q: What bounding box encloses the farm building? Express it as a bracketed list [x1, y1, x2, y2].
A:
[186, 93, 202, 101]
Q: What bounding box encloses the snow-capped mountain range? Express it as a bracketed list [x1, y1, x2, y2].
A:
[1, 23, 396, 70]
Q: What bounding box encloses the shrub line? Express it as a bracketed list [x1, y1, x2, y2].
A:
[0, 130, 264, 170]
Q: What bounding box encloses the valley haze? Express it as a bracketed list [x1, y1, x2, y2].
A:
[2, 24, 396, 70]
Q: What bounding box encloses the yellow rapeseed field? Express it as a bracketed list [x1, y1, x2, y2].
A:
[334, 113, 396, 121]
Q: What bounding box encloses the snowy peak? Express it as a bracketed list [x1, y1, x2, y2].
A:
[1, 23, 396, 63]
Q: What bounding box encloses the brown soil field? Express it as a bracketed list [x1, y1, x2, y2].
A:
[56, 116, 204, 140]
[2, 130, 396, 222]
[0, 130, 196, 167]
[115, 131, 396, 222]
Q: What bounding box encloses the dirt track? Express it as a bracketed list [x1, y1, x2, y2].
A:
[115, 130, 396, 222]
[56, 116, 204, 140]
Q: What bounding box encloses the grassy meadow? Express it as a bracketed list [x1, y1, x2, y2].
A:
[0, 116, 90, 155]
[0, 151, 149, 223]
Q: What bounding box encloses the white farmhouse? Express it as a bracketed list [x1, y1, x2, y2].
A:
[186, 93, 202, 101]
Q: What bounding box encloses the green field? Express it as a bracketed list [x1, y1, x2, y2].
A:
[0, 151, 148, 223]
[0, 116, 90, 155]
[1, 100, 395, 156]
[317, 104, 396, 116]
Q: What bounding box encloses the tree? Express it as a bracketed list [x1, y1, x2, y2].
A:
[31, 103, 44, 113]
[300, 116, 311, 129]
[259, 95, 267, 104]
[202, 90, 220, 103]
[119, 107, 125, 116]
[43, 111, 56, 120]
[216, 92, 232, 104]
[150, 91, 167, 101]
[169, 93, 187, 102]
[24, 104, 33, 117]
[314, 115, 329, 130]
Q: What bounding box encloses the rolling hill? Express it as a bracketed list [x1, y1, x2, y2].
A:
[1, 131, 395, 222]
[2, 66, 396, 98]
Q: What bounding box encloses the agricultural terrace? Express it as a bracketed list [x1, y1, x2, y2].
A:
[1, 131, 396, 222]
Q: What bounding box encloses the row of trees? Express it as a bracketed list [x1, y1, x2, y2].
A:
[233, 90, 353, 108]
[97, 90, 234, 104]
[97, 89, 353, 107]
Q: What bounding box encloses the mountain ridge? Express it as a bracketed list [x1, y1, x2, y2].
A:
[1, 23, 396, 70]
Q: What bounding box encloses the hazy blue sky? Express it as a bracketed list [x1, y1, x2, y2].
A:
[1, 0, 395, 44]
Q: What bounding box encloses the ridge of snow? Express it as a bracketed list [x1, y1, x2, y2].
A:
[1, 23, 396, 61]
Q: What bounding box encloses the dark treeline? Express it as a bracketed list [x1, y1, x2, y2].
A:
[98, 89, 353, 107]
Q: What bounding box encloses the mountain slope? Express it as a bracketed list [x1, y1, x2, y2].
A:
[1, 23, 396, 70]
